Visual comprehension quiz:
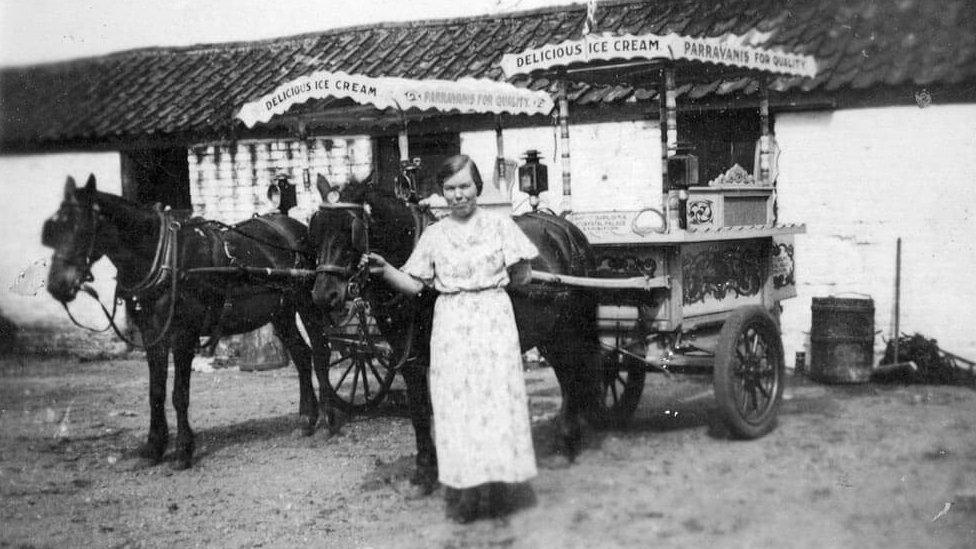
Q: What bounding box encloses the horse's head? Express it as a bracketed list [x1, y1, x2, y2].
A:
[42, 174, 104, 303]
[309, 179, 372, 312]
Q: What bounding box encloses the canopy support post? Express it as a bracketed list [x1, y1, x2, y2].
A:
[398, 127, 410, 163]
[495, 115, 506, 187]
[758, 79, 771, 186]
[296, 121, 312, 192]
[557, 79, 572, 213]
[659, 65, 678, 233]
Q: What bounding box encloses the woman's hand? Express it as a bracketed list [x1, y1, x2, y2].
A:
[507, 260, 533, 286]
[359, 252, 389, 271]
[362, 252, 425, 296]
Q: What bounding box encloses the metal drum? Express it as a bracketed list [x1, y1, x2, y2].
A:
[809, 297, 875, 383]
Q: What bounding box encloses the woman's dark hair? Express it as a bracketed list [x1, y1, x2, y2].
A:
[436, 154, 483, 196]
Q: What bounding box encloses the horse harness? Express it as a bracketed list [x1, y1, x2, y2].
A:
[60, 203, 310, 349]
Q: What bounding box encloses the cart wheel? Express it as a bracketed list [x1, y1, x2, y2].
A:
[592, 350, 646, 428]
[324, 305, 397, 414]
[713, 305, 785, 439]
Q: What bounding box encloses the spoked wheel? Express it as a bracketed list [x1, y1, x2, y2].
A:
[713, 305, 785, 439]
[592, 348, 646, 428]
[323, 300, 398, 414]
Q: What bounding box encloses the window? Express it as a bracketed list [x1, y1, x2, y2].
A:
[678, 109, 764, 186]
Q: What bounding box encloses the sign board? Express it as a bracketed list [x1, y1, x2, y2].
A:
[236, 71, 555, 128]
[565, 209, 666, 244]
[500, 32, 818, 79]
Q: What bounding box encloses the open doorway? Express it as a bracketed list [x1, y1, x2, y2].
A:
[374, 132, 460, 198]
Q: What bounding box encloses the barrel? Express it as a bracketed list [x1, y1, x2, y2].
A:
[809, 297, 875, 383]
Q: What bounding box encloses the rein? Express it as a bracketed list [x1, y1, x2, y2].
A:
[207, 217, 314, 259]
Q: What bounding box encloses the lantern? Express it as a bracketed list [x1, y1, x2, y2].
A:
[666, 144, 699, 190]
[518, 149, 548, 196]
[268, 173, 297, 215]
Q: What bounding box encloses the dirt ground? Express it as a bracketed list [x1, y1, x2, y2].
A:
[1, 356, 974, 549]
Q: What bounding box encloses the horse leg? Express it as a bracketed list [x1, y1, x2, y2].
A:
[170, 331, 197, 470]
[541, 343, 586, 462]
[296, 304, 341, 436]
[273, 310, 318, 436]
[141, 341, 170, 463]
[401, 358, 438, 493]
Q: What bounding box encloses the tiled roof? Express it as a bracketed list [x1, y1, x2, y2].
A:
[1, 0, 974, 150]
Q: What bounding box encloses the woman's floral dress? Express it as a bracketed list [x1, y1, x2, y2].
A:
[402, 207, 539, 488]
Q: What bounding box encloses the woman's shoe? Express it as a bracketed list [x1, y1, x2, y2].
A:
[444, 486, 461, 520]
[450, 487, 480, 524]
[486, 482, 512, 518]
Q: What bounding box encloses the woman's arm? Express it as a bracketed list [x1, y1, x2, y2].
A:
[507, 259, 533, 286]
[362, 253, 426, 296]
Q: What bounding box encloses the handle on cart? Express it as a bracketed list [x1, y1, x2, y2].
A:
[530, 270, 669, 291]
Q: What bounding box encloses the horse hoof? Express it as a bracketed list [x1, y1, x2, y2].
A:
[137, 443, 166, 464]
[402, 481, 434, 500]
[409, 468, 439, 495]
[562, 430, 583, 463]
[565, 443, 580, 463]
[538, 454, 572, 470]
[299, 415, 317, 437]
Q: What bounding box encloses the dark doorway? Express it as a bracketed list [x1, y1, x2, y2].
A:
[120, 147, 191, 209]
[374, 133, 461, 198]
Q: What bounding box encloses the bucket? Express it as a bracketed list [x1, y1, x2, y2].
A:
[809, 296, 875, 383]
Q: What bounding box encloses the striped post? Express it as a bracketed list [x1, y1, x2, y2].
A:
[581, 0, 599, 35]
[758, 80, 771, 186]
[659, 66, 678, 232]
[495, 116, 506, 186]
[398, 127, 410, 163]
[557, 79, 572, 213]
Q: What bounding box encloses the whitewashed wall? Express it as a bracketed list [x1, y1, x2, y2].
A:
[188, 136, 372, 223]
[5, 104, 973, 363]
[0, 152, 125, 350]
[461, 119, 661, 214]
[776, 104, 976, 362]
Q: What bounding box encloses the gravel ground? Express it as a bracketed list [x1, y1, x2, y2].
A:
[1, 355, 974, 548]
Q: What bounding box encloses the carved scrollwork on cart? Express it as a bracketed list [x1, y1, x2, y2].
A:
[688, 199, 714, 225]
[594, 254, 657, 278]
[770, 242, 796, 289]
[682, 243, 765, 305]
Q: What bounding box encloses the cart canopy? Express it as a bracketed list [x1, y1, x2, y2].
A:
[237, 71, 555, 128]
[499, 32, 818, 82]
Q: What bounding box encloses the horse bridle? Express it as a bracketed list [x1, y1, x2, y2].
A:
[42, 201, 101, 290]
[315, 202, 373, 297]
[43, 198, 182, 348]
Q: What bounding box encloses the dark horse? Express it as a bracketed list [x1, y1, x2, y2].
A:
[308, 180, 605, 491]
[44, 175, 331, 469]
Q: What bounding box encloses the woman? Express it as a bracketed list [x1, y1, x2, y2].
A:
[362, 155, 538, 523]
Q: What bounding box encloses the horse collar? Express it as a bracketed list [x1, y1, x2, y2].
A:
[117, 208, 181, 298]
